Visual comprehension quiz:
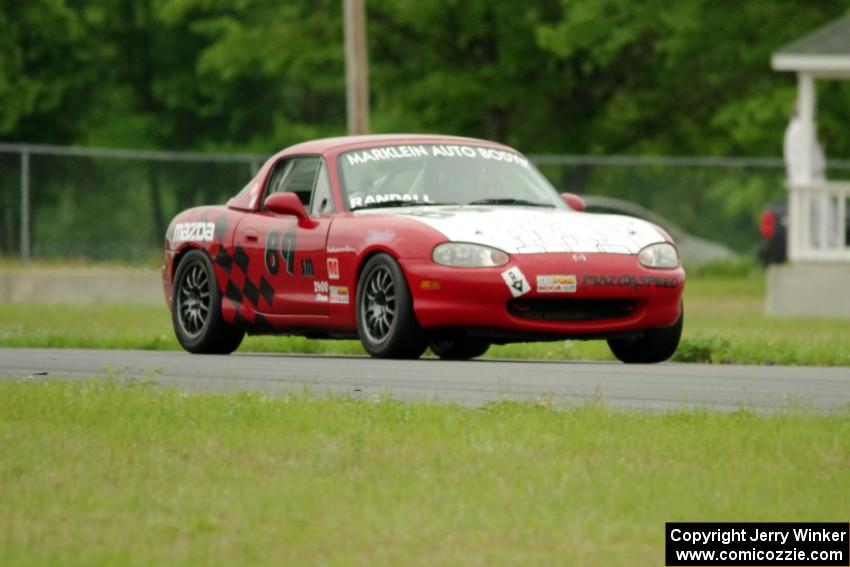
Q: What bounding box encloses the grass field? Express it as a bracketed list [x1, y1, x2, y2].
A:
[1, 379, 848, 565]
[1, 270, 849, 365]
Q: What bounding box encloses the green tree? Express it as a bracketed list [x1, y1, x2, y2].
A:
[0, 0, 92, 142]
[3, 0, 850, 258]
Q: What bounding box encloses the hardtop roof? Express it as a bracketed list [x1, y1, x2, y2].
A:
[281, 133, 516, 156]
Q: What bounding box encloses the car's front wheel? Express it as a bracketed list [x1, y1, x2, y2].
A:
[356, 253, 429, 359]
[607, 308, 683, 364]
[172, 249, 245, 354]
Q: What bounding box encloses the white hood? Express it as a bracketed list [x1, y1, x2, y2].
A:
[385, 206, 666, 254]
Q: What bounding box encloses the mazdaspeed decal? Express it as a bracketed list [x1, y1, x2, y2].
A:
[501, 267, 531, 297]
[582, 274, 679, 289]
[173, 222, 215, 243]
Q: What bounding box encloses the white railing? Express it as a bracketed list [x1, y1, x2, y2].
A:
[787, 181, 850, 261]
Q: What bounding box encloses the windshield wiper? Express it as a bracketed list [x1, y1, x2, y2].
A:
[466, 198, 555, 208]
[351, 199, 455, 211]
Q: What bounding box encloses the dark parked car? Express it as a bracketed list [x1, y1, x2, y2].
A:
[757, 201, 787, 265]
[758, 198, 850, 265]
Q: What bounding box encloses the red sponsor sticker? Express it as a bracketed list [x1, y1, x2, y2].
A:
[327, 258, 340, 280]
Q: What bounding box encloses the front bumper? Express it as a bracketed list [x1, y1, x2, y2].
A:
[403, 252, 684, 340]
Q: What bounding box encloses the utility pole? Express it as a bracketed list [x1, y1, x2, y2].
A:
[343, 0, 369, 135]
[20, 149, 30, 263]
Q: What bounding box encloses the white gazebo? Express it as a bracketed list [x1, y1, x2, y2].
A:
[767, 15, 850, 317]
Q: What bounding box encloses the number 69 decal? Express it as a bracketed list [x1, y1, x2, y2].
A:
[265, 228, 297, 276]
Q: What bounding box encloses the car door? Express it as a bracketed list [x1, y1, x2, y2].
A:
[234, 155, 335, 317]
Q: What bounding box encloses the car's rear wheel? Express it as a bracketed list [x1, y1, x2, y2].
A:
[172, 249, 244, 354]
[356, 253, 428, 359]
[607, 308, 683, 364]
[430, 338, 490, 360]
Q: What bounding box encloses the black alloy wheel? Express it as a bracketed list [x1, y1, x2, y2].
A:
[356, 253, 429, 359]
[176, 260, 210, 338]
[172, 249, 244, 354]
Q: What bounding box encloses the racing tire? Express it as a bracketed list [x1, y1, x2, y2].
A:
[172, 249, 245, 355]
[430, 338, 490, 360]
[607, 309, 683, 364]
[356, 253, 429, 359]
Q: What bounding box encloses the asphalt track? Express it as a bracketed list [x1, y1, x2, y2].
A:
[3, 348, 850, 412]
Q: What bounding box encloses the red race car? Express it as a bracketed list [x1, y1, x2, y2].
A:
[162, 134, 684, 362]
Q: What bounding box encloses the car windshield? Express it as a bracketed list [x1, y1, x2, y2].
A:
[337, 144, 566, 210]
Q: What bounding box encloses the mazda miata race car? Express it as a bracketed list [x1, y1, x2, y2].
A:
[162, 134, 685, 362]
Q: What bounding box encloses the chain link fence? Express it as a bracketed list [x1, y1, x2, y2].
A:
[0, 144, 263, 262]
[3, 143, 849, 263]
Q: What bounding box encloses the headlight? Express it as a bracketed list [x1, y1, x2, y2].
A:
[638, 242, 679, 269]
[432, 242, 509, 267]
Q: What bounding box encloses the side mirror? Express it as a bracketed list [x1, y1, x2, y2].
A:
[561, 192, 586, 212]
[264, 192, 317, 228]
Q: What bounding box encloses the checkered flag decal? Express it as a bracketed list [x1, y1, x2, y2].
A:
[212, 242, 275, 330]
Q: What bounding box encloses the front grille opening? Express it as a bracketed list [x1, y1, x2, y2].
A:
[508, 298, 637, 322]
